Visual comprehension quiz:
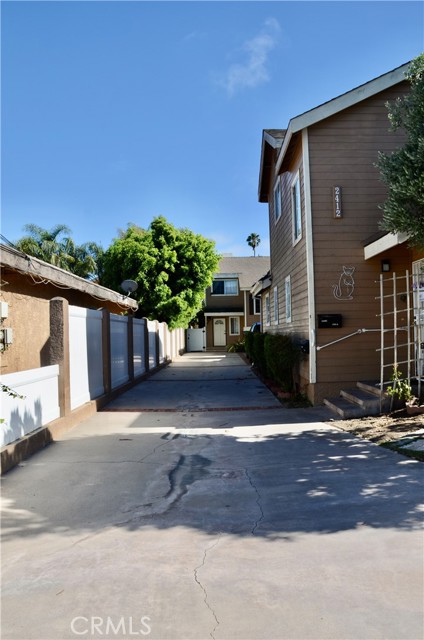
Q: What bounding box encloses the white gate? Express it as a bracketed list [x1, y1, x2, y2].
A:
[187, 328, 206, 352]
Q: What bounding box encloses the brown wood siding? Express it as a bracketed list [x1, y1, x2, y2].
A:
[268, 136, 309, 340]
[205, 287, 244, 311]
[308, 82, 412, 384]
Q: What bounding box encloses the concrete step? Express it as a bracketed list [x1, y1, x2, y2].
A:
[323, 397, 366, 419]
[357, 380, 390, 397]
[340, 388, 382, 415]
[357, 381, 398, 412]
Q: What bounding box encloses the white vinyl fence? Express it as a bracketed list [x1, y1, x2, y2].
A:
[110, 314, 129, 390]
[0, 366, 60, 447]
[1, 305, 186, 449]
[158, 322, 165, 364]
[133, 318, 146, 376]
[148, 320, 157, 369]
[69, 306, 104, 410]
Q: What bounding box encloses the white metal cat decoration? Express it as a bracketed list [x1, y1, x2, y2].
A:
[333, 266, 355, 300]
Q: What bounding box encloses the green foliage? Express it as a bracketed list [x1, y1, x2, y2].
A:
[376, 54, 424, 248]
[101, 217, 220, 329]
[285, 393, 312, 408]
[252, 332, 267, 377]
[227, 339, 245, 353]
[1, 383, 24, 400]
[386, 366, 413, 402]
[244, 331, 254, 359]
[1, 384, 25, 424]
[15, 224, 103, 280]
[246, 233, 261, 256]
[264, 333, 300, 392]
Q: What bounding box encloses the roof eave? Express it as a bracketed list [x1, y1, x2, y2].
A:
[275, 62, 410, 176]
[0, 244, 138, 311]
[364, 231, 410, 259]
[258, 130, 285, 203]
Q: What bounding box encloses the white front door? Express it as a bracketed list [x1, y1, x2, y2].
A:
[213, 318, 226, 347]
[413, 259, 424, 379]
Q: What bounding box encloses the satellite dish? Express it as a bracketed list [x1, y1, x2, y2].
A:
[120, 279, 138, 295]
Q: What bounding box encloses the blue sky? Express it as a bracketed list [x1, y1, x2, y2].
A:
[2, 1, 423, 257]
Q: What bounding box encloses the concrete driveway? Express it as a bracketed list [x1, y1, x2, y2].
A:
[1, 353, 423, 640]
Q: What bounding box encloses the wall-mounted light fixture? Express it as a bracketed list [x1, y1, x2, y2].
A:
[381, 259, 391, 273]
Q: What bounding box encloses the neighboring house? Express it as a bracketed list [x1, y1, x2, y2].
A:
[0, 243, 186, 473]
[257, 62, 424, 406]
[203, 256, 270, 349]
[0, 243, 137, 374]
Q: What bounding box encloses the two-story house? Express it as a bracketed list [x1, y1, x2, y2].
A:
[203, 256, 270, 350]
[257, 61, 423, 407]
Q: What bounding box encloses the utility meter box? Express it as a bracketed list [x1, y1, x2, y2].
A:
[318, 314, 343, 329]
[0, 302, 9, 319]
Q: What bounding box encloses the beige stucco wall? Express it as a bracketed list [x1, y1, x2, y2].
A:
[0, 290, 50, 374]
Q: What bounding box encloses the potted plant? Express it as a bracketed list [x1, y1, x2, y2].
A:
[405, 396, 424, 415]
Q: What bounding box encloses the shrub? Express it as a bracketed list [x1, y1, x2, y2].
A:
[264, 333, 300, 392]
[244, 331, 254, 359]
[252, 332, 267, 376]
[227, 339, 245, 353]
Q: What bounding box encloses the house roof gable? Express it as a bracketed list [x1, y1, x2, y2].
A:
[213, 256, 270, 290]
[259, 61, 411, 201]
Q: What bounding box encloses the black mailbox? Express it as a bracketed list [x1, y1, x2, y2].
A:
[318, 314, 343, 329]
[300, 339, 310, 355]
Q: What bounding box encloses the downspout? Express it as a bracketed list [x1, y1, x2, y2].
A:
[244, 290, 248, 329]
[302, 128, 317, 384]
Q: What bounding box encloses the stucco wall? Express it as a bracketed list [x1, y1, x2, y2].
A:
[0, 290, 50, 374]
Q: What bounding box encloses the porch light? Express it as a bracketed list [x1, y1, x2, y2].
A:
[381, 259, 391, 273]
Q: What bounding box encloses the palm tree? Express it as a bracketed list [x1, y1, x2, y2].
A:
[246, 233, 261, 257]
[15, 223, 73, 268]
[63, 238, 104, 281]
[15, 223, 103, 280]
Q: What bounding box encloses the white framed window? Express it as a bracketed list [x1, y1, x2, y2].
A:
[285, 276, 292, 323]
[212, 279, 238, 295]
[229, 317, 240, 335]
[292, 172, 302, 244]
[273, 175, 282, 223]
[273, 286, 279, 324]
[265, 293, 271, 326]
[253, 296, 261, 315]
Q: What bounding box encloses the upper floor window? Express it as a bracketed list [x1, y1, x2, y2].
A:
[265, 293, 271, 326]
[292, 172, 302, 244]
[273, 286, 279, 324]
[212, 278, 238, 295]
[273, 175, 282, 223]
[285, 275, 292, 323]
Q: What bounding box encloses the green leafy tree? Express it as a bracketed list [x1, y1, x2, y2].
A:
[101, 216, 220, 328]
[246, 232, 261, 256]
[377, 54, 424, 248]
[15, 224, 103, 280]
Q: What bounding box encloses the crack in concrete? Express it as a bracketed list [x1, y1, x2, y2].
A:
[110, 453, 213, 524]
[245, 469, 264, 535]
[136, 433, 179, 464]
[194, 536, 221, 640]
